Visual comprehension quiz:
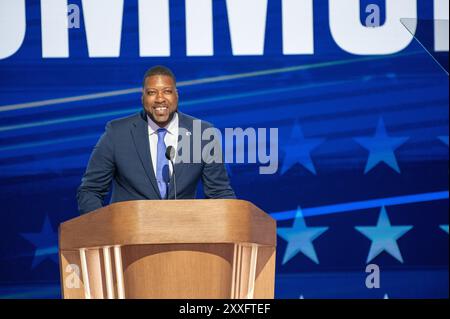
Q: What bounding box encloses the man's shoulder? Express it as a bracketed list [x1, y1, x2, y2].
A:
[106, 112, 143, 130]
[178, 112, 214, 129]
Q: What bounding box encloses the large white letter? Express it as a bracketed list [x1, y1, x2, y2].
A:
[41, 0, 69, 58]
[282, 0, 314, 54]
[434, 0, 449, 52]
[185, 0, 213, 56]
[82, 0, 123, 57]
[226, 0, 268, 55]
[329, 0, 417, 55]
[139, 0, 170, 57]
[0, 0, 25, 59]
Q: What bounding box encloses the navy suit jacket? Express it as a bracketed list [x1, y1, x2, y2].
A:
[77, 111, 235, 214]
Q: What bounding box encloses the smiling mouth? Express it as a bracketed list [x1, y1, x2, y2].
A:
[153, 105, 169, 113]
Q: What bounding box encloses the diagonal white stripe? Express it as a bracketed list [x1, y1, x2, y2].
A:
[0, 51, 422, 113]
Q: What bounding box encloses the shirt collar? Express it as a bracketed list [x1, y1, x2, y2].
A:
[147, 112, 178, 135]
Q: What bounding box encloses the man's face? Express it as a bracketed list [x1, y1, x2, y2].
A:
[142, 75, 178, 127]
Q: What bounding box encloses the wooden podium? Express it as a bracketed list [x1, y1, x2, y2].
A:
[59, 199, 277, 299]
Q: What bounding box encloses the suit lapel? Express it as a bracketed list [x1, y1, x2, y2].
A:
[168, 112, 192, 199]
[131, 112, 161, 199]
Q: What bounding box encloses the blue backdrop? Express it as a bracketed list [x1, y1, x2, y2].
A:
[0, 0, 448, 298]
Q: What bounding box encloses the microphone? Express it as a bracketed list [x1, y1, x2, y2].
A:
[165, 146, 177, 200]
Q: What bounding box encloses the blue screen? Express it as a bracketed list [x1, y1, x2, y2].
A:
[0, 0, 448, 299]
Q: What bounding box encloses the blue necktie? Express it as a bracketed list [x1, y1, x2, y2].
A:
[156, 128, 169, 199]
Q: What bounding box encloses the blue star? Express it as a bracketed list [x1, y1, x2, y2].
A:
[440, 225, 449, 234]
[277, 207, 329, 264]
[438, 136, 449, 146]
[355, 118, 409, 173]
[20, 215, 58, 268]
[355, 206, 413, 263]
[280, 123, 325, 175]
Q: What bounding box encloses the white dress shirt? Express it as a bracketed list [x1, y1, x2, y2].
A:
[147, 112, 178, 176]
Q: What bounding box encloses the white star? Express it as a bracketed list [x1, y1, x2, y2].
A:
[355, 206, 413, 263]
[278, 207, 329, 264]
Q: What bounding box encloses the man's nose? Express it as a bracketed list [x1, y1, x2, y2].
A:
[155, 91, 165, 102]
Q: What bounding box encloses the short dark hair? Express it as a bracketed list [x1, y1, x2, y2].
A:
[142, 65, 176, 87]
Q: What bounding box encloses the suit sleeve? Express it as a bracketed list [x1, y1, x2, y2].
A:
[201, 126, 236, 199]
[77, 122, 115, 214]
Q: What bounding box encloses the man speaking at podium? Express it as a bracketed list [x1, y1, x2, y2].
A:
[77, 66, 235, 215]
